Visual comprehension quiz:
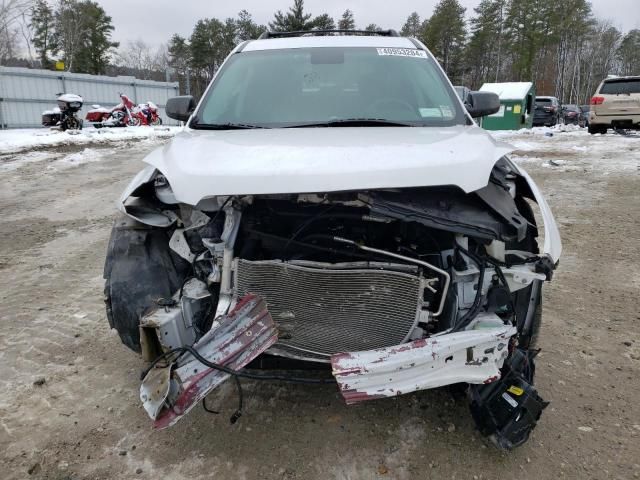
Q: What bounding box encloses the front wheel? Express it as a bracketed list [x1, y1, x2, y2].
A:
[150, 117, 162, 126]
[127, 116, 142, 127]
[61, 115, 82, 131]
[104, 214, 189, 352]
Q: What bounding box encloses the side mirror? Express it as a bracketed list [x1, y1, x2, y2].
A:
[465, 91, 500, 118]
[166, 96, 196, 122]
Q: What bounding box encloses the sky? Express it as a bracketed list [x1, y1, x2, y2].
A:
[96, 0, 639, 47]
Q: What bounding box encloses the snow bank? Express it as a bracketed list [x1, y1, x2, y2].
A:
[0, 126, 181, 154]
[490, 126, 640, 174]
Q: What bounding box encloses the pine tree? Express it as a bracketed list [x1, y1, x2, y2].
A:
[465, 0, 506, 87]
[616, 29, 640, 76]
[503, 0, 550, 82]
[313, 13, 335, 30]
[76, 1, 118, 74]
[400, 12, 421, 38]
[189, 17, 236, 82]
[269, 0, 314, 32]
[338, 9, 355, 30]
[53, 0, 117, 74]
[168, 34, 190, 93]
[422, 0, 466, 83]
[236, 10, 265, 41]
[364, 24, 380, 32]
[30, 0, 57, 68]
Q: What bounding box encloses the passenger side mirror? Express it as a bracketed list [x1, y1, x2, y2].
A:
[465, 91, 500, 118]
[166, 96, 196, 122]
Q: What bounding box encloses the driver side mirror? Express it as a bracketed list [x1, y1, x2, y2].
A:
[465, 91, 500, 118]
[166, 96, 196, 122]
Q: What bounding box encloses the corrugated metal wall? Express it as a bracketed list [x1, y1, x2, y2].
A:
[0, 66, 180, 128]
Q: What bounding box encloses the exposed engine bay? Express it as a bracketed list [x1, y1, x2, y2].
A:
[104, 158, 557, 448]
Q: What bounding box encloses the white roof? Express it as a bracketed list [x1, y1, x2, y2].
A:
[244, 35, 417, 51]
[480, 82, 533, 101]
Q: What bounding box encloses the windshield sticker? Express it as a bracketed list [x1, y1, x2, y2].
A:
[419, 108, 442, 118]
[376, 48, 428, 58]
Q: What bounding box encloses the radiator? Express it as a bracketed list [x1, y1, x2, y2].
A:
[233, 259, 424, 360]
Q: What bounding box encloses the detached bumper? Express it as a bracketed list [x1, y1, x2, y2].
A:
[140, 295, 278, 429]
[331, 314, 516, 404]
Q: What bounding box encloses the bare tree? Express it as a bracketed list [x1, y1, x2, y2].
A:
[0, 0, 34, 29]
[115, 39, 164, 77]
[0, 0, 35, 62]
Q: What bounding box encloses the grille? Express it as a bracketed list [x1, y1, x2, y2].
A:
[233, 259, 423, 359]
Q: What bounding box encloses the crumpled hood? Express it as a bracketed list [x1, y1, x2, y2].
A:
[143, 126, 513, 206]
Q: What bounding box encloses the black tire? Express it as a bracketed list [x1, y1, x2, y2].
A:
[103, 214, 189, 352]
[588, 124, 606, 135]
[61, 115, 81, 131]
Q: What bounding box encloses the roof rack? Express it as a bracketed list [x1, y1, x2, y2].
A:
[258, 29, 400, 39]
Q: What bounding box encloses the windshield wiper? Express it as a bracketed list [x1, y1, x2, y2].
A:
[284, 118, 417, 128]
[190, 117, 267, 130]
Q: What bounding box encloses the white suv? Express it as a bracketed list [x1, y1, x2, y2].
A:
[104, 30, 561, 449]
[589, 76, 640, 134]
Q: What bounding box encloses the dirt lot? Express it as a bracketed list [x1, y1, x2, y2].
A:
[1, 128, 639, 479]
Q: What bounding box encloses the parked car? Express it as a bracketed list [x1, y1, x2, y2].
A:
[533, 96, 561, 126]
[561, 104, 585, 126]
[579, 105, 591, 127]
[104, 30, 561, 449]
[588, 76, 640, 134]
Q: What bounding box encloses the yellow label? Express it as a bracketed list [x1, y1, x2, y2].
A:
[508, 385, 524, 396]
[55, 61, 65, 71]
[513, 104, 522, 114]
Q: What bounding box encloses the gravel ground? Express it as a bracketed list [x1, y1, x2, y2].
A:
[0, 128, 638, 480]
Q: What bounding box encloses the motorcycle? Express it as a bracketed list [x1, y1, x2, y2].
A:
[42, 93, 84, 131]
[85, 93, 139, 128]
[131, 101, 163, 126]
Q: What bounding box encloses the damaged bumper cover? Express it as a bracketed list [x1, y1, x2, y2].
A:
[140, 295, 278, 429]
[331, 314, 516, 404]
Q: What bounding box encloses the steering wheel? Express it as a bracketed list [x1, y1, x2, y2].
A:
[367, 97, 418, 119]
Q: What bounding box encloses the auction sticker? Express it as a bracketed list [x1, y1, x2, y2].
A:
[377, 48, 428, 58]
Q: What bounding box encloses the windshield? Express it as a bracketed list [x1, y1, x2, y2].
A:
[194, 47, 465, 128]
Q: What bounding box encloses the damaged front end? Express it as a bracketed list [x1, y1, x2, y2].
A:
[105, 157, 559, 448]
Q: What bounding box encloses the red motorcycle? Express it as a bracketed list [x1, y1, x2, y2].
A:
[131, 101, 163, 126]
[86, 93, 141, 128]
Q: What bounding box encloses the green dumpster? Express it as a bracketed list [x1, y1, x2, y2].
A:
[479, 82, 535, 130]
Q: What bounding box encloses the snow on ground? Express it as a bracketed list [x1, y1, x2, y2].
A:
[490, 125, 640, 175]
[0, 125, 181, 154]
[49, 147, 118, 171]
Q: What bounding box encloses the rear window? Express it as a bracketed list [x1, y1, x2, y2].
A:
[600, 79, 640, 95]
[536, 98, 552, 105]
